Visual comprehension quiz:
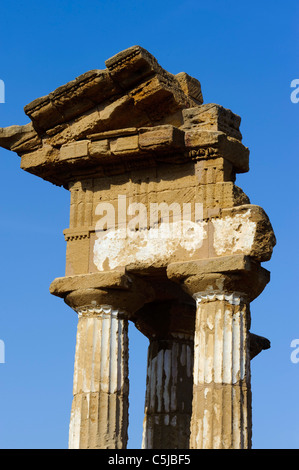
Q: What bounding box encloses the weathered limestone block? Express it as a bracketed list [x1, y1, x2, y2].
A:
[167, 254, 270, 300]
[175, 72, 203, 105]
[49, 270, 131, 295]
[68, 180, 94, 230]
[185, 130, 249, 173]
[60, 140, 89, 161]
[138, 125, 185, 151]
[110, 134, 139, 155]
[90, 201, 275, 272]
[182, 104, 242, 140]
[196, 183, 250, 215]
[88, 138, 110, 159]
[23, 69, 121, 132]
[105, 45, 202, 108]
[64, 235, 90, 276]
[20, 144, 57, 171]
[0, 122, 41, 152]
[105, 45, 166, 89]
[212, 205, 276, 262]
[182, 103, 249, 177]
[195, 158, 235, 184]
[46, 96, 143, 149]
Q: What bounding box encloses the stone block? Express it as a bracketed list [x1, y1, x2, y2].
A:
[183, 103, 242, 141]
[20, 144, 56, 171]
[175, 72, 203, 104]
[0, 123, 40, 152]
[50, 270, 130, 297]
[185, 130, 225, 148]
[167, 254, 270, 302]
[139, 125, 184, 150]
[105, 45, 162, 89]
[217, 205, 276, 261]
[167, 254, 252, 280]
[195, 158, 234, 184]
[24, 70, 118, 132]
[60, 140, 89, 161]
[185, 130, 249, 173]
[88, 139, 110, 158]
[110, 134, 139, 154]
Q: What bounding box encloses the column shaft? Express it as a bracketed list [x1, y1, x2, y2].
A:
[190, 294, 251, 449]
[69, 306, 129, 449]
[142, 336, 194, 449]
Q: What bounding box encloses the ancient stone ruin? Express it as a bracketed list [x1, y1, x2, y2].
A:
[0, 46, 276, 449]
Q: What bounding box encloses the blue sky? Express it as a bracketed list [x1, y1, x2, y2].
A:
[0, 0, 298, 449]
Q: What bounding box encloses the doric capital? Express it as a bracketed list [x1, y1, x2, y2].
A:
[50, 271, 155, 316]
[167, 254, 270, 302]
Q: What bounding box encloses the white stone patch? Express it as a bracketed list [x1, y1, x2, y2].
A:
[76, 305, 125, 318]
[69, 406, 81, 449]
[163, 350, 171, 413]
[141, 409, 148, 449]
[213, 308, 223, 384]
[232, 311, 241, 384]
[193, 292, 244, 306]
[203, 408, 211, 447]
[171, 416, 177, 427]
[212, 210, 256, 256]
[86, 393, 90, 419]
[222, 308, 233, 384]
[93, 220, 207, 271]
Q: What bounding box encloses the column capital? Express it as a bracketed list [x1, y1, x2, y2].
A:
[50, 270, 155, 316]
[167, 254, 270, 302]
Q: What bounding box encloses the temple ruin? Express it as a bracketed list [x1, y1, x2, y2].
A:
[0, 46, 276, 449]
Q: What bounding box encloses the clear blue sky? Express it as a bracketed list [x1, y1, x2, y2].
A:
[0, 0, 298, 449]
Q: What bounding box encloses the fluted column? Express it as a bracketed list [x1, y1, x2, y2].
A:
[69, 305, 129, 449]
[50, 272, 155, 449]
[133, 300, 195, 449]
[142, 334, 194, 449]
[167, 254, 271, 449]
[190, 292, 251, 449]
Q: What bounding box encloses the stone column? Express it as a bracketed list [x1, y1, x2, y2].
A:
[167, 255, 270, 449]
[50, 272, 154, 449]
[68, 303, 129, 449]
[142, 334, 194, 449]
[190, 291, 251, 449]
[134, 300, 195, 449]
